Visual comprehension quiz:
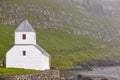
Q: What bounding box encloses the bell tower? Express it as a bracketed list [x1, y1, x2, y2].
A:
[15, 19, 36, 45]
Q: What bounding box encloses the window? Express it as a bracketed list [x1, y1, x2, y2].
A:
[22, 34, 26, 40]
[23, 51, 26, 56]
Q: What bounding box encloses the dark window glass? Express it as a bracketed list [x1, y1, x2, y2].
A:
[23, 51, 26, 56]
[22, 34, 26, 40]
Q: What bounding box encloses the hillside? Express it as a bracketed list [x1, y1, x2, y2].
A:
[1, 0, 120, 42]
[1, 24, 120, 68]
[1, 0, 120, 68]
[63, 0, 120, 17]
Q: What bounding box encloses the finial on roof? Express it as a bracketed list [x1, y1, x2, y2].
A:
[15, 19, 35, 32]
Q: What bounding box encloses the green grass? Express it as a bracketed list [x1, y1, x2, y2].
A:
[36, 28, 109, 67]
[1, 0, 120, 75]
[0, 24, 15, 60]
[0, 24, 120, 69]
[0, 68, 39, 75]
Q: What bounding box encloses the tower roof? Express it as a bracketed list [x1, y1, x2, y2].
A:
[15, 19, 35, 32]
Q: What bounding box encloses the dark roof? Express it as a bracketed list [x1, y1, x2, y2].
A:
[15, 44, 50, 56]
[15, 19, 35, 32]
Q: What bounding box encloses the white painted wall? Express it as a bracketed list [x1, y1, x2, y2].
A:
[6, 45, 50, 70]
[15, 32, 36, 45]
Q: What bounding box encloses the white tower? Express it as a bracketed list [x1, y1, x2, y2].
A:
[15, 20, 36, 45]
[6, 19, 50, 70]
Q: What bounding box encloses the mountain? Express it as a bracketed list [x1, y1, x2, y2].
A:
[62, 0, 120, 17]
[1, 0, 120, 42]
[1, 0, 120, 68]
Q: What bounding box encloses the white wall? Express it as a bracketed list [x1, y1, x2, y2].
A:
[6, 45, 50, 70]
[15, 32, 36, 45]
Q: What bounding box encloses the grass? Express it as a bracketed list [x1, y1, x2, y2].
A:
[1, 0, 120, 75]
[1, 24, 120, 68]
[0, 68, 39, 75]
[0, 23, 120, 74]
[0, 24, 15, 60]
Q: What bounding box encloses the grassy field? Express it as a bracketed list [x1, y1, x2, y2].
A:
[0, 68, 39, 75]
[0, 25, 15, 60]
[1, 0, 120, 75]
[0, 24, 115, 68]
[1, 24, 120, 74]
[36, 28, 110, 67]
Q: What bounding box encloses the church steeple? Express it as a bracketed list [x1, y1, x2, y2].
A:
[15, 19, 35, 32]
[15, 19, 36, 45]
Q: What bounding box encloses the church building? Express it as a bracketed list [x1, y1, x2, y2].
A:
[6, 19, 51, 70]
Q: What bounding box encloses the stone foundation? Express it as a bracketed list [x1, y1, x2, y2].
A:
[0, 70, 60, 80]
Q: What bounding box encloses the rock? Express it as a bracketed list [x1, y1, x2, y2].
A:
[67, 76, 74, 80]
[77, 74, 82, 78]
[74, 66, 82, 70]
[60, 77, 66, 80]
[83, 77, 93, 80]
[0, 78, 5, 80]
[0, 70, 60, 80]
[100, 78, 108, 80]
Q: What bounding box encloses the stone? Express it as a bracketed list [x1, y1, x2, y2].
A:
[0, 70, 60, 80]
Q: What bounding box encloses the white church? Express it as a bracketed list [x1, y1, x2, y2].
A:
[6, 19, 51, 70]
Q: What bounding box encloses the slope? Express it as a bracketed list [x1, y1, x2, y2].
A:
[1, 0, 120, 43]
[1, 0, 120, 68]
[1, 24, 120, 68]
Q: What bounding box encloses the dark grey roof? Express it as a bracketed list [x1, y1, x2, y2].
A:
[15, 44, 50, 56]
[15, 19, 35, 32]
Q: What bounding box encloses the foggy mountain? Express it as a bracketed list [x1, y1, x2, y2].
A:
[1, 0, 120, 47]
[62, 0, 120, 17]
